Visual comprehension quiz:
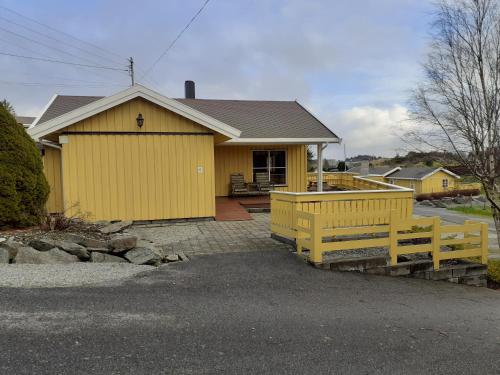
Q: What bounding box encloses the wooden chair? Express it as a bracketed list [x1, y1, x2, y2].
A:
[255, 172, 274, 193]
[230, 173, 250, 196]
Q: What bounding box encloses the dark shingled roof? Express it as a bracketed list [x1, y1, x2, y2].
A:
[34, 94, 338, 140]
[386, 167, 438, 179]
[348, 166, 398, 175]
[176, 99, 337, 139]
[37, 95, 103, 125]
[15, 116, 36, 125]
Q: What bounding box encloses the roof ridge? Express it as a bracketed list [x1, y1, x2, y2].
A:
[175, 98, 296, 103]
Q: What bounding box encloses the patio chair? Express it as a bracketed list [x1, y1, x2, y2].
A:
[230, 173, 250, 196]
[255, 172, 274, 193]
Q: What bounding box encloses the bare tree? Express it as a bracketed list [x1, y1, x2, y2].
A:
[409, 0, 500, 244]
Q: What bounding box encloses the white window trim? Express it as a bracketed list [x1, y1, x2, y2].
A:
[442, 178, 449, 188]
[252, 149, 287, 186]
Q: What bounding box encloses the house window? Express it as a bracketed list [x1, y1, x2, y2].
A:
[410, 181, 415, 189]
[252, 150, 286, 185]
[442, 179, 449, 188]
[389, 179, 395, 185]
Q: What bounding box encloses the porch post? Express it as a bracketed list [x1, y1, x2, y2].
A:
[317, 143, 323, 192]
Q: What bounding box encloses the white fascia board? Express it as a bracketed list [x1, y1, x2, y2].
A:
[30, 93, 58, 129]
[382, 167, 402, 177]
[421, 167, 461, 180]
[28, 85, 241, 140]
[386, 177, 419, 181]
[40, 139, 62, 149]
[221, 137, 341, 145]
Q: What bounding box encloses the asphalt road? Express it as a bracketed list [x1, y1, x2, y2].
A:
[414, 205, 499, 252]
[0, 250, 499, 374]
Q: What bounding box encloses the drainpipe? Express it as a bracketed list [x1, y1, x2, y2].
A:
[317, 143, 324, 192]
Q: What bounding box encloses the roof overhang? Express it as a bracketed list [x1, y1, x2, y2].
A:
[28, 85, 242, 141]
[220, 137, 341, 145]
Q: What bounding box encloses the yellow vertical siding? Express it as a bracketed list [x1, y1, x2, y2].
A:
[60, 98, 215, 221]
[421, 171, 458, 193]
[42, 147, 63, 213]
[214, 144, 307, 196]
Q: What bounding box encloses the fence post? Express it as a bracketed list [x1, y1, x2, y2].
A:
[481, 222, 489, 265]
[309, 212, 323, 264]
[432, 216, 441, 271]
[389, 210, 398, 266]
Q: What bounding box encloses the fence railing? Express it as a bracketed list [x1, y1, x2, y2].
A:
[307, 172, 395, 191]
[294, 210, 488, 270]
[271, 189, 414, 240]
[456, 182, 482, 191]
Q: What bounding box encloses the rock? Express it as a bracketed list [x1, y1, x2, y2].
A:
[90, 252, 127, 263]
[165, 254, 180, 262]
[124, 247, 161, 265]
[419, 200, 434, 206]
[100, 221, 133, 234]
[29, 238, 56, 252]
[0, 238, 23, 260]
[109, 235, 137, 253]
[87, 247, 110, 253]
[177, 251, 189, 262]
[66, 234, 108, 249]
[54, 240, 89, 260]
[14, 247, 79, 264]
[0, 237, 6, 243]
[433, 201, 448, 208]
[0, 248, 9, 263]
[453, 196, 467, 204]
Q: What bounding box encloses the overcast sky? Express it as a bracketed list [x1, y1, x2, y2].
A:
[0, 0, 433, 158]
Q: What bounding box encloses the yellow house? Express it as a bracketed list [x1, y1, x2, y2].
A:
[384, 167, 460, 194]
[28, 83, 339, 221]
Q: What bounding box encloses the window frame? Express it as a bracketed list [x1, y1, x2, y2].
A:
[442, 178, 449, 188]
[252, 149, 287, 186]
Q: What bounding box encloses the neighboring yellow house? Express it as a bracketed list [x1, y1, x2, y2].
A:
[28, 83, 339, 221]
[350, 165, 462, 195]
[384, 167, 460, 194]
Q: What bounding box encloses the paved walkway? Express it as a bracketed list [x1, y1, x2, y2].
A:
[129, 213, 291, 257]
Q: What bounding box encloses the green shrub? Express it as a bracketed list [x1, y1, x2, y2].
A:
[0, 105, 49, 227]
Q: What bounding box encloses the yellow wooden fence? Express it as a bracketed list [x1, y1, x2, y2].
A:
[271, 189, 414, 240]
[307, 172, 392, 191]
[294, 210, 488, 270]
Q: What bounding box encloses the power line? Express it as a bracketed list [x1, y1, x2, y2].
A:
[0, 79, 126, 88]
[0, 4, 126, 62]
[0, 25, 123, 69]
[0, 51, 129, 71]
[0, 15, 128, 66]
[141, 0, 212, 79]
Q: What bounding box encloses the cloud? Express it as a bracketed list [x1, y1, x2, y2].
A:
[322, 104, 413, 158]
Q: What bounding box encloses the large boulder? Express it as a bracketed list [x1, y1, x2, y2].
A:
[65, 234, 108, 249]
[53, 240, 89, 260]
[90, 252, 127, 263]
[0, 248, 9, 263]
[100, 221, 133, 234]
[109, 235, 137, 253]
[14, 247, 79, 264]
[0, 238, 23, 260]
[29, 238, 56, 252]
[124, 247, 161, 265]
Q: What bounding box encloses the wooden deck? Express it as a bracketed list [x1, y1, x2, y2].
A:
[215, 196, 270, 221]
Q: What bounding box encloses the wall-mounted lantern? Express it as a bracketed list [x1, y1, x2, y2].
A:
[136, 113, 144, 128]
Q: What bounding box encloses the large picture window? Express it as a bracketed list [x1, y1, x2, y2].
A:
[252, 150, 287, 185]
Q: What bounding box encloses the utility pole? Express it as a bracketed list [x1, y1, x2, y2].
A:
[128, 57, 134, 86]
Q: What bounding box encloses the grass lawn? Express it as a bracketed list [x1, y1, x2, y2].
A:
[447, 206, 492, 217]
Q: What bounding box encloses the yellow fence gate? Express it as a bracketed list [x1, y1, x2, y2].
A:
[294, 210, 488, 270]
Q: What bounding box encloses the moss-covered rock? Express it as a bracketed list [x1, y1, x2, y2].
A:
[0, 105, 49, 227]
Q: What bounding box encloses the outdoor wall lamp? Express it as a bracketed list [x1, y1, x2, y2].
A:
[136, 113, 144, 128]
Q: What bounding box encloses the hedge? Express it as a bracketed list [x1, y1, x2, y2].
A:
[0, 105, 49, 227]
[415, 189, 481, 201]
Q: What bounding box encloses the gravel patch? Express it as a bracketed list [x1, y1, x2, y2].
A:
[0, 264, 155, 288]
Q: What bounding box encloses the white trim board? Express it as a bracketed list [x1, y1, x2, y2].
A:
[222, 137, 341, 145]
[30, 93, 58, 129]
[28, 85, 242, 140]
